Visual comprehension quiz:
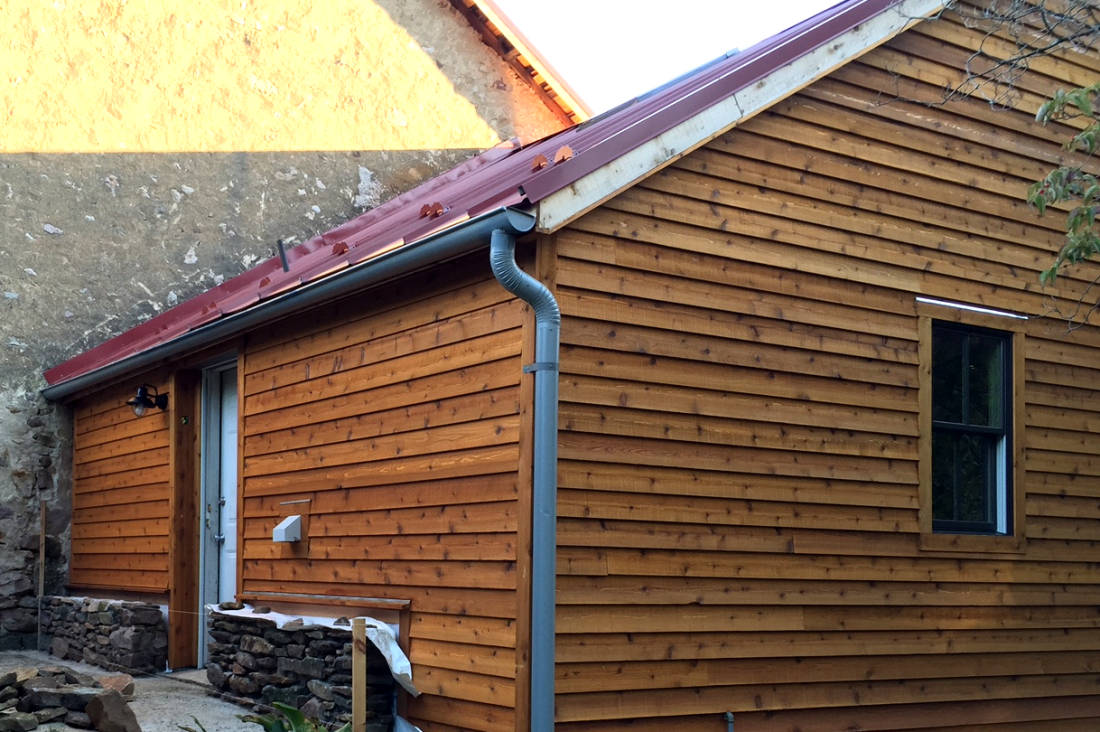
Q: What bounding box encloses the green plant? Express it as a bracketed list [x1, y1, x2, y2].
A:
[178, 717, 208, 732]
[1029, 82, 1100, 289]
[240, 701, 351, 732]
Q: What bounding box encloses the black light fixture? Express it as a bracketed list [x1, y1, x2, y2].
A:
[127, 384, 168, 417]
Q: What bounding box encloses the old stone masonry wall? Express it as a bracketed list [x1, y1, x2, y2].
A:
[206, 610, 395, 731]
[40, 596, 168, 674]
[0, 404, 68, 652]
[0, 0, 564, 631]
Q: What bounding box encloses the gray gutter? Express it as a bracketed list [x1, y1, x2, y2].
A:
[42, 207, 537, 401]
[489, 229, 560, 732]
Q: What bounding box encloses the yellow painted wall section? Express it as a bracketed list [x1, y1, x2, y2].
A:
[2, 0, 528, 152]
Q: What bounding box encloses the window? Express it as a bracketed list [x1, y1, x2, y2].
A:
[916, 300, 1026, 553]
[930, 323, 1010, 534]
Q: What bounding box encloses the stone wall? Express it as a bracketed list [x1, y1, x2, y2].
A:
[205, 610, 394, 731]
[40, 596, 168, 675]
[0, 402, 69, 652]
[0, 0, 565, 622]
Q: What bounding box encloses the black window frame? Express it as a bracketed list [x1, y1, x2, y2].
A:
[930, 321, 1013, 535]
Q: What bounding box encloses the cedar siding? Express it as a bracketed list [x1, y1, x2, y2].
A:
[71, 379, 172, 594]
[551, 7, 1100, 730]
[237, 254, 529, 731]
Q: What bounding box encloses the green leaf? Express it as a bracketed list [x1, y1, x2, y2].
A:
[178, 717, 208, 732]
[271, 702, 327, 732]
[240, 714, 287, 732]
[1072, 89, 1093, 116]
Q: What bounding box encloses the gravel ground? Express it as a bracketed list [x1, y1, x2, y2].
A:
[0, 650, 256, 732]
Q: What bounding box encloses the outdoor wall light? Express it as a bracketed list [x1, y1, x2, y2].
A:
[127, 384, 168, 417]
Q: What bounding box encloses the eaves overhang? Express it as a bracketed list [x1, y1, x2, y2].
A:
[41, 207, 536, 401]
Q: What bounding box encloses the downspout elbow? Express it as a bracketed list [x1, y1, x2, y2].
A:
[489, 231, 560, 328]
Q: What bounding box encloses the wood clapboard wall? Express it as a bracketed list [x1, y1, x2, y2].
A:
[238, 255, 529, 731]
[551, 6, 1100, 731]
[71, 378, 171, 594]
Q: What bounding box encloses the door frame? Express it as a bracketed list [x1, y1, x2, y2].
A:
[167, 369, 201, 670]
[198, 359, 239, 666]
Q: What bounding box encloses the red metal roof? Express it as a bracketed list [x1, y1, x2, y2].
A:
[44, 0, 904, 389]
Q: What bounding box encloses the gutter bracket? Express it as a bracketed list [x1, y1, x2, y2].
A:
[522, 362, 558, 373]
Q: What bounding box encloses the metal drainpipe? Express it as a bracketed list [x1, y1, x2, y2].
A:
[489, 228, 560, 732]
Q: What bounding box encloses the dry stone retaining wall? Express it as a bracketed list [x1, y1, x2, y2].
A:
[206, 610, 394, 731]
[40, 597, 168, 675]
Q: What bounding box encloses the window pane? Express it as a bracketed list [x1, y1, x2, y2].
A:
[932, 328, 963, 423]
[968, 334, 1004, 428]
[931, 430, 956, 521]
[933, 430, 997, 526]
[955, 433, 993, 524]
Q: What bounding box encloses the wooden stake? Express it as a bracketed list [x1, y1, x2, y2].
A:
[37, 500, 45, 652]
[352, 617, 367, 732]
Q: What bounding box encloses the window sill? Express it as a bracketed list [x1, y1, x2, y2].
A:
[919, 533, 1026, 555]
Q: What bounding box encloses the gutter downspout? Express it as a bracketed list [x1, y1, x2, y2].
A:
[489, 229, 560, 732]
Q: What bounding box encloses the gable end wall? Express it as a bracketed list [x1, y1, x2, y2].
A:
[549, 8, 1100, 729]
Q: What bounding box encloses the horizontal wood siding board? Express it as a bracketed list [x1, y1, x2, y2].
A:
[242, 580, 516, 619]
[558, 461, 918, 509]
[555, 650, 1100, 693]
[557, 488, 914, 533]
[68, 569, 168, 592]
[555, 627, 1100, 663]
[563, 374, 918, 435]
[557, 517, 1100, 564]
[405, 695, 514, 732]
[555, 575, 1100, 607]
[561, 345, 916, 413]
[560, 402, 916, 459]
[721, 694, 1100, 732]
[244, 472, 518, 514]
[243, 534, 516, 562]
[554, 674, 1100, 722]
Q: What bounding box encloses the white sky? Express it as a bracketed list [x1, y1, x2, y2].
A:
[494, 0, 839, 114]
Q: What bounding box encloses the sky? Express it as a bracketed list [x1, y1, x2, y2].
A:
[494, 0, 839, 114]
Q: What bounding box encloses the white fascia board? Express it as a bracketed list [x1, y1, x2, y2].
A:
[535, 0, 945, 234]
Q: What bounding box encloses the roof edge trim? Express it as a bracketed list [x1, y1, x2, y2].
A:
[470, 0, 593, 120]
[42, 207, 536, 402]
[534, 0, 945, 233]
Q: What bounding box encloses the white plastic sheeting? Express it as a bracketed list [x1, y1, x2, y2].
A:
[206, 604, 419, 696]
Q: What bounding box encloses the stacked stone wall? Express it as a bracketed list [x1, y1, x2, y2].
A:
[206, 610, 394, 731]
[40, 596, 168, 674]
[0, 400, 71, 653]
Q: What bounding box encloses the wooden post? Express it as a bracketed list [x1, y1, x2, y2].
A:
[352, 617, 367, 732]
[168, 370, 201, 669]
[37, 500, 45, 652]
